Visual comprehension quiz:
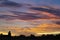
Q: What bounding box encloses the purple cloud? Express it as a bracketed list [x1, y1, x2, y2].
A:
[0, 11, 51, 20]
[54, 21, 60, 25]
[30, 7, 60, 17]
[0, 15, 17, 20]
[10, 11, 51, 20]
[0, 0, 22, 7]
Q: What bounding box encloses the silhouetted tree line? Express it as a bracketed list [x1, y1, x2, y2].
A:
[0, 31, 60, 40]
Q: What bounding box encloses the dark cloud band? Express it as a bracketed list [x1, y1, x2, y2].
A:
[30, 7, 60, 16]
[0, 0, 22, 7]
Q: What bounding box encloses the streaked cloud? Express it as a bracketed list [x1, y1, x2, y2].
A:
[30, 7, 60, 17]
[0, 9, 60, 20]
[0, 0, 22, 7]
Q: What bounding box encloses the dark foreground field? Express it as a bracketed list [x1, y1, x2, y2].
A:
[0, 31, 60, 40]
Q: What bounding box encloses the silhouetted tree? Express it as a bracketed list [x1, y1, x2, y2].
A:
[8, 31, 11, 36]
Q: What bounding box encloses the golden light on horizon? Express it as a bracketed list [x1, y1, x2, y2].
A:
[0, 22, 60, 36]
[0, 31, 16, 36]
[0, 32, 8, 35]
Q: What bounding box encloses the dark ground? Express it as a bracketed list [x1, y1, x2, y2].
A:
[0, 31, 60, 40]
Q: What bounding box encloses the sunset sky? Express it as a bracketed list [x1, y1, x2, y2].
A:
[0, 0, 60, 36]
